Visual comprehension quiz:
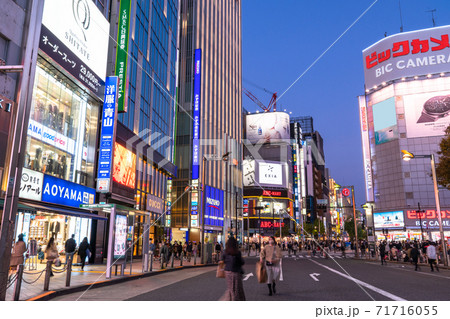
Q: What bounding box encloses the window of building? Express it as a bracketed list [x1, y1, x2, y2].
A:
[0, 34, 9, 62]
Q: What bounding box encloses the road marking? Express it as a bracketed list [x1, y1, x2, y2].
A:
[364, 262, 450, 280]
[309, 273, 320, 281]
[309, 259, 406, 301]
[314, 256, 319, 258]
[306, 255, 311, 258]
[243, 273, 254, 281]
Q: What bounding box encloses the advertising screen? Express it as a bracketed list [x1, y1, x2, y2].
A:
[259, 162, 283, 185]
[113, 143, 136, 189]
[114, 215, 127, 259]
[403, 90, 450, 138]
[363, 25, 450, 88]
[204, 186, 224, 227]
[373, 97, 398, 144]
[374, 211, 405, 228]
[243, 159, 287, 188]
[246, 112, 290, 144]
[405, 209, 450, 229]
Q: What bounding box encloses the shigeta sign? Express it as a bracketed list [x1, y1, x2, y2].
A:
[363, 25, 450, 89]
[41, 0, 109, 81]
[192, 49, 202, 180]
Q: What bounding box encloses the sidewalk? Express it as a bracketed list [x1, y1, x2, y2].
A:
[5, 254, 211, 301]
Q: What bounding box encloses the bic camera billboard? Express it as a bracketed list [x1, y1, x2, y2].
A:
[363, 25, 450, 89]
[246, 112, 290, 144]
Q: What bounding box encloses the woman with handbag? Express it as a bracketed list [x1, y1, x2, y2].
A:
[260, 236, 282, 296]
[45, 237, 59, 277]
[10, 234, 27, 276]
[78, 237, 92, 271]
[220, 236, 246, 301]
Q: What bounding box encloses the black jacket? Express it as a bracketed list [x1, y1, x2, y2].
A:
[65, 238, 76, 253]
[222, 251, 245, 273]
[78, 241, 91, 257]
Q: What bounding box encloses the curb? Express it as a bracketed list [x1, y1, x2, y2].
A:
[27, 263, 216, 301]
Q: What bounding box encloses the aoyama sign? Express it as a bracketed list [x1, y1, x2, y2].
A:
[40, 0, 109, 97]
[363, 25, 450, 89]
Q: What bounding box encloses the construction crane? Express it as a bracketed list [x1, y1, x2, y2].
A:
[242, 87, 278, 112]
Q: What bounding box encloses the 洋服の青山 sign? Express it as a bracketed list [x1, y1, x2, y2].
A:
[41, 174, 95, 208]
[405, 209, 450, 228]
[363, 25, 450, 89]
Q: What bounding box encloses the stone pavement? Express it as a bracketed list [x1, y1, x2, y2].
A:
[4, 253, 205, 301]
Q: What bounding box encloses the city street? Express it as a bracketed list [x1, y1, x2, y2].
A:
[51, 254, 450, 301]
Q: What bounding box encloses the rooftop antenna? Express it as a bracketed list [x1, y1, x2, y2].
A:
[426, 9, 436, 27]
[399, 0, 404, 32]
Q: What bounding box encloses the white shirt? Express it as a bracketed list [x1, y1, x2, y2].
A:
[427, 245, 437, 259]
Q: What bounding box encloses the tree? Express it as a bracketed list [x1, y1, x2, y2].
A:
[436, 125, 450, 190]
[344, 217, 366, 240]
[301, 218, 325, 238]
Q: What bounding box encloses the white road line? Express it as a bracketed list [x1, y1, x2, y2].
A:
[364, 262, 450, 280]
[309, 259, 406, 301]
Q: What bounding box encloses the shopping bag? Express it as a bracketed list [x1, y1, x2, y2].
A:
[216, 261, 225, 278]
[54, 258, 61, 267]
[279, 259, 284, 281]
[256, 261, 267, 283]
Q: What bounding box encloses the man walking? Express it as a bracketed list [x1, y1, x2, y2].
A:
[379, 241, 387, 265]
[427, 242, 439, 272]
[64, 234, 76, 264]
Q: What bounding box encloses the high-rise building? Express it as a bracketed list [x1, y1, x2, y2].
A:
[170, 0, 243, 244]
[101, 0, 179, 256]
[360, 25, 450, 242]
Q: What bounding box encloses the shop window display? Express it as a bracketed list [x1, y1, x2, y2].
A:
[24, 61, 99, 187]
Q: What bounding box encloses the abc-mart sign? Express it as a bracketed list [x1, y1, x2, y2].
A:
[363, 25, 450, 89]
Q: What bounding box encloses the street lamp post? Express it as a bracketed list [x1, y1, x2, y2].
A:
[402, 150, 448, 267]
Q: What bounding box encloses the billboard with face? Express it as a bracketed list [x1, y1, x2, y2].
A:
[246, 112, 290, 144]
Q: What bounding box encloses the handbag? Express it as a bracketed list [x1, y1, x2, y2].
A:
[256, 261, 267, 283]
[54, 258, 61, 267]
[86, 248, 92, 259]
[216, 261, 225, 278]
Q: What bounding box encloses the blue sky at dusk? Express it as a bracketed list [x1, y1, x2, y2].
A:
[242, 0, 450, 206]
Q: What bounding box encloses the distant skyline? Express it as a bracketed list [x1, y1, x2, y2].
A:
[242, 0, 450, 206]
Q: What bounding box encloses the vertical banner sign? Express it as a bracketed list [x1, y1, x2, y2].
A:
[97, 76, 119, 193]
[191, 49, 202, 179]
[116, 0, 131, 113]
[358, 96, 374, 202]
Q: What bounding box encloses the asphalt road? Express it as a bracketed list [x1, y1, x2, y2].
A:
[51, 253, 450, 301]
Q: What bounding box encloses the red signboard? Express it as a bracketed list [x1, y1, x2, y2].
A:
[406, 210, 450, 220]
[342, 188, 350, 197]
[260, 221, 285, 228]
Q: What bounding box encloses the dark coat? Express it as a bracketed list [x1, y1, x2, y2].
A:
[65, 238, 76, 253]
[222, 251, 245, 273]
[78, 241, 91, 257]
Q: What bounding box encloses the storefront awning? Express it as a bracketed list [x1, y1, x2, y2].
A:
[17, 200, 108, 221]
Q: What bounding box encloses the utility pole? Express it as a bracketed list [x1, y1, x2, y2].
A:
[418, 202, 425, 241]
[351, 186, 359, 259]
[0, 0, 45, 301]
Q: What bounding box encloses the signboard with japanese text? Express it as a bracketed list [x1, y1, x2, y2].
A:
[96, 76, 118, 193]
[192, 49, 202, 180]
[41, 0, 109, 87]
[358, 96, 374, 202]
[19, 168, 44, 201]
[114, 215, 127, 259]
[115, 0, 131, 113]
[363, 25, 450, 89]
[405, 209, 450, 229]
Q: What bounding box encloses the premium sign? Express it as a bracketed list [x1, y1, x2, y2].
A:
[41, 174, 95, 208]
[192, 49, 202, 180]
[147, 194, 164, 214]
[358, 96, 374, 202]
[19, 168, 44, 201]
[96, 76, 118, 193]
[246, 112, 290, 144]
[363, 25, 450, 89]
[115, 0, 131, 113]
